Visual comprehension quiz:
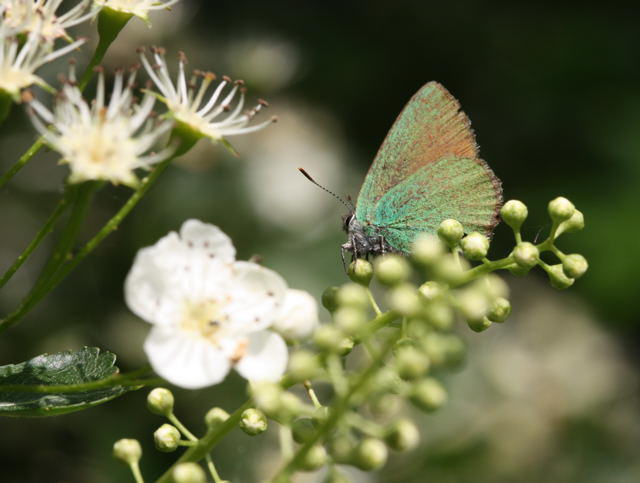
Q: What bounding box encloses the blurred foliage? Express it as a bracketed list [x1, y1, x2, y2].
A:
[0, 0, 639, 481]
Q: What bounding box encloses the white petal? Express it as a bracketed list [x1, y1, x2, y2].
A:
[272, 289, 320, 340]
[179, 219, 236, 263]
[234, 331, 288, 382]
[144, 326, 232, 389]
[223, 261, 288, 333]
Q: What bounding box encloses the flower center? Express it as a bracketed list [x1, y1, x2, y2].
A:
[180, 299, 227, 346]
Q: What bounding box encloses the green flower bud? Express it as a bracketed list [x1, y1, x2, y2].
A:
[411, 234, 446, 266]
[288, 350, 320, 382]
[369, 394, 401, 418]
[548, 196, 575, 223]
[250, 382, 282, 416]
[279, 392, 303, 421]
[147, 387, 174, 417]
[239, 408, 268, 436]
[336, 283, 369, 309]
[300, 444, 328, 471]
[172, 462, 206, 483]
[467, 316, 492, 332]
[557, 209, 584, 236]
[333, 307, 367, 334]
[385, 419, 420, 451]
[433, 254, 468, 285]
[437, 219, 464, 247]
[313, 325, 344, 352]
[348, 259, 374, 286]
[418, 281, 445, 301]
[507, 262, 531, 277]
[327, 436, 356, 464]
[113, 438, 142, 465]
[374, 254, 411, 286]
[321, 286, 340, 312]
[354, 438, 388, 471]
[338, 336, 355, 356]
[460, 232, 490, 260]
[388, 284, 423, 317]
[562, 253, 588, 279]
[456, 290, 490, 321]
[292, 418, 317, 444]
[154, 424, 181, 453]
[480, 274, 510, 300]
[500, 199, 528, 231]
[441, 335, 466, 366]
[513, 242, 539, 269]
[395, 346, 430, 380]
[205, 407, 230, 430]
[312, 406, 330, 424]
[324, 469, 350, 483]
[545, 263, 574, 289]
[488, 297, 511, 323]
[410, 378, 447, 412]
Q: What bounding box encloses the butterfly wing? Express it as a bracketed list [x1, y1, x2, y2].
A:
[367, 155, 502, 253]
[355, 82, 502, 251]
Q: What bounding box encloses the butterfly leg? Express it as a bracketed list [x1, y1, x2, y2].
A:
[378, 235, 386, 254]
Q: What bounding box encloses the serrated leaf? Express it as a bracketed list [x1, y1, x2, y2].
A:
[0, 347, 136, 417]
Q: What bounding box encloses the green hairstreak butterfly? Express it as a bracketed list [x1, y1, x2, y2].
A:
[301, 81, 503, 265]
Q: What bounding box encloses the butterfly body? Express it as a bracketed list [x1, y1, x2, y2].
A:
[342, 81, 503, 262]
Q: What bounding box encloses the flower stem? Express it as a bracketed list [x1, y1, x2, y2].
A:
[303, 380, 323, 409]
[168, 413, 198, 442]
[0, 137, 44, 189]
[129, 461, 145, 483]
[205, 455, 224, 483]
[0, 195, 70, 289]
[366, 287, 382, 316]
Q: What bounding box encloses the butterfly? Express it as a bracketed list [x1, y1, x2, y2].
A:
[301, 82, 503, 267]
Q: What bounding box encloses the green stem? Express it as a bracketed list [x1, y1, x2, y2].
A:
[156, 400, 254, 483]
[0, 195, 70, 289]
[366, 287, 382, 316]
[303, 380, 322, 409]
[130, 461, 145, 483]
[271, 331, 401, 482]
[205, 454, 224, 483]
[0, 138, 44, 189]
[0, 156, 175, 333]
[454, 255, 515, 287]
[168, 413, 198, 442]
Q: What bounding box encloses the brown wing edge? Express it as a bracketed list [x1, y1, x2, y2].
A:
[473, 157, 504, 238]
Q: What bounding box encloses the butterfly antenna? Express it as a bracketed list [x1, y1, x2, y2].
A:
[298, 168, 353, 212]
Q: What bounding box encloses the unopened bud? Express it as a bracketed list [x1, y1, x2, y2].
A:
[548, 196, 575, 223]
[467, 316, 492, 332]
[336, 283, 369, 309]
[385, 419, 420, 451]
[288, 350, 319, 381]
[513, 242, 539, 269]
[154, 424, 181, 452]
[147, 387, 174, 416]
[395, 346, 430, 380]
[437, 219, 464, 247]
[113, 438, 142, 465]
[328, 436, 355, 464]
[457, 290, 490, 321]
[239, 408, 268, 436]
[460, 232, 489, 260]
[354, 438, 388, 471]
[545, 263, 574, 289]
[388, 284, 423, 317]
[562, 253, 588, 279]
[348, 259, 374, 286]
[205, 407, 229, 429]
[292, 418, 317, 444]
[250, 382, 282, 415]
[300, 444, 328, 471]
[557, 209, 584, 236]
[411, 234, 446, 266]
[488, 297, 511, 323]
[418, 281, 444, 301]
[313, 325, 344, 352]
[333, 307, 366, 334]
[410, 378, 447, 412]
[172, 462, 206, 483]
[374, 254, 411, 286]
[500, 200, 528, 231]
[321, 286, 340, 312]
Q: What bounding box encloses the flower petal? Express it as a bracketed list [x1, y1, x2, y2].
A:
[144, 326, 232, 389]
[222, 261, 288, 333]
[234, 331, 288, 382]
[179, 219, 235, 264]
[272, 289, 319, 340]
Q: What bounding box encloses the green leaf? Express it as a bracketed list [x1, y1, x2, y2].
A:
[0, 347, 136, 417]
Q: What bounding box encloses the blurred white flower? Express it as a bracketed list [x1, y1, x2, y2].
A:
[140, 47, 276, 147]
[25, 64, 174, 185]
[0, 0, 95, 40]
[0, 31, 85, 99]
[272, 289, 319, 340]
[94, 0, 180, 22]
[125, 220, 316, 389]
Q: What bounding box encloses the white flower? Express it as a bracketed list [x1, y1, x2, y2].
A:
[140, 47, 276, 146]
[125, 220, 316, 389]
[272, 289, 319, 340]
[94, 0, 180, 22]
[0, 31, 85, 98]
[25, 64, 174, 185]
[0, 0, 95, 40]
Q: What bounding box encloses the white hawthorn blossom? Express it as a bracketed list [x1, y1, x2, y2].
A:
[0, 30, 85, 99]
[25, 65, 174, 185]
[94, 0, 180, 22]
[125, 220, 317, 389]
[272, 289, 319, 340]
[140, 47, 276, 146]
[0, 0, 95, 40]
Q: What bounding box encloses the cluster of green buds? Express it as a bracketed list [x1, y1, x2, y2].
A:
[113, 197, 586, 481]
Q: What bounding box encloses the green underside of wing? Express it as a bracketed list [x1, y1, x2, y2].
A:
[359, 156, 501, 253]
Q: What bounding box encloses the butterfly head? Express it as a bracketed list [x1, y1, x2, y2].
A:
[342, 212, 356, 233]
